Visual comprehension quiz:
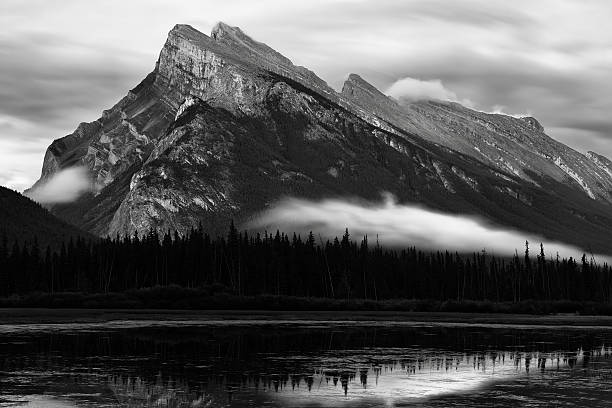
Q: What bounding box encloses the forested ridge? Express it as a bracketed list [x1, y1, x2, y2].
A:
[0, 186, 91, 248]
[1, 222, 610, 304]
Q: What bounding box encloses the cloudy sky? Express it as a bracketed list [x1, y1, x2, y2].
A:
[1, 0, 611, 191]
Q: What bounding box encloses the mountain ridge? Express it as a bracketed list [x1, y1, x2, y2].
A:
[33, 22, 612, 253]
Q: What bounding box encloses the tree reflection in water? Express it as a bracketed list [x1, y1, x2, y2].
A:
[1, 324, 612, 407]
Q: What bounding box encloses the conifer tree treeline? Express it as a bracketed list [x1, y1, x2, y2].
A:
[1, 223, 611, 302]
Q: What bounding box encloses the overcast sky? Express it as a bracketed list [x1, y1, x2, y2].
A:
[1, 0, 611, 191]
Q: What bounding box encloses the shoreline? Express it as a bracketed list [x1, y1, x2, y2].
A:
[2, 308, 612, 327]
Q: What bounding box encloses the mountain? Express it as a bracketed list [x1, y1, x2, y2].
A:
[0, 186, 89, 248]
[343, 74, 612, 202]
[34, 22, 612, 253]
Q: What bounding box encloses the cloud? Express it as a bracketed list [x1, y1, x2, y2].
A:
[2, 0, 612, 190]
[0, 32, 146, 129]
[0, 132, 50, 191]
[249, 194, 610, 262]
[25, 167, 93, 204]
[385, 77, 461, 103]
[0, 27, 151, 192]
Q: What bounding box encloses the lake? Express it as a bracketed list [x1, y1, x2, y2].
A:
[1, 316, 612, 407]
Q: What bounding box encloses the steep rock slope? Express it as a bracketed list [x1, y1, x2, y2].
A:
[35, 23, 612, 252]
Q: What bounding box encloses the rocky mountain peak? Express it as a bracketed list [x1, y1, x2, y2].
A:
[32, 22, 612, 253]
[210, 22, 294, 68]
[160, 22, 335, 105]
[210, 21, 239, 39]
[341, 73, 405, 116]
[167, 23, 212, 45]
[342, 73, 385, 99]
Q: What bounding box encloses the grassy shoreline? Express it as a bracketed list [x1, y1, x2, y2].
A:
[2, 307, 612, 327]
[2, 287, 612, 324]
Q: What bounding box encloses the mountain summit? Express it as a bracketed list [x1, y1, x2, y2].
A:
[35, 23, 612, 252]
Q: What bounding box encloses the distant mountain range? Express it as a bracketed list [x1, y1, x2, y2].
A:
[30, 22, 612, 252]
[0, 186, 89, 248]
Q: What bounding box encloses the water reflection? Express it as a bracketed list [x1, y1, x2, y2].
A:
[1, 323, 612, 407]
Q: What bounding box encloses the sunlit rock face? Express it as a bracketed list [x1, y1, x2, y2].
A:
[35, 23, 612, 251]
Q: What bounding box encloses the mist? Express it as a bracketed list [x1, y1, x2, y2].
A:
[250, 194, 609, 263]
[386, 77, 459, 103]
[25, 166, 93, 204]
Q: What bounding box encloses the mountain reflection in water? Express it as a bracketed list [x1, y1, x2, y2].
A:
[1, 322, 612, 407]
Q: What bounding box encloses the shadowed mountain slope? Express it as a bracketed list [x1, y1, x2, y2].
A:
[0, 186, 90, 248]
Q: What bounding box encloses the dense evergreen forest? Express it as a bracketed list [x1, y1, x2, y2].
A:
[1, 222, 611, 305]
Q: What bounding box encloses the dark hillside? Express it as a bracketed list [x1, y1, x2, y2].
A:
[0, 186, 90, 248]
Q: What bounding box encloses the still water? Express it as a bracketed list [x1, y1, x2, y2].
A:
[1, 319, 612, 407]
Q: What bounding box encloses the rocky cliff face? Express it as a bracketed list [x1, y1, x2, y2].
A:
[36, 23, 612, 252]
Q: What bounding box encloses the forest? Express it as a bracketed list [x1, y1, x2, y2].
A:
[1, 221, 611, 311]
